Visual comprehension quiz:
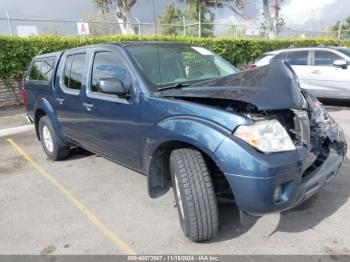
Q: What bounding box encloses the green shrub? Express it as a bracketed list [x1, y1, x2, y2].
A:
[0, 35, 349, 84]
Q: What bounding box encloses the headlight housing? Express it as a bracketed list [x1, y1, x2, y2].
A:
[234, 120, 296, 153]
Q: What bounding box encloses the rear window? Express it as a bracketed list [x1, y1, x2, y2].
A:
[271, 52, 286, 61]
[285, 51, 309, 65]
[255, 54, 273, 61]
[63, 53, 86, 90]
[29, 61, 41, 80]
[29, 58, 54, 81]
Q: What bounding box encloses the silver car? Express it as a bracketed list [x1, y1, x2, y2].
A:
[252, 47, 350, 100]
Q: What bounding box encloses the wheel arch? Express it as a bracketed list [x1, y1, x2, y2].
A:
[33, 98, 68, 146]
[146, 138, 230, 199]
[144, 117, 231, 198]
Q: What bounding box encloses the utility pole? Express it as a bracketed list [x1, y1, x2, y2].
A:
[262, 0, 272, 39]
[4, 9, 13, 36]
[198, 11, 202, 37]
[338, 22, 342, 40]
[274, 0, 280, 38]
[134, 16, 141, 35]
[183, 16, 186, 36]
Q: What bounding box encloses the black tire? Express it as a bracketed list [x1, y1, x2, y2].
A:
[170, 148, 219, 242]
[38, 116, 70, 161]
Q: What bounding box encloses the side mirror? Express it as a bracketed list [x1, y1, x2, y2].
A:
[333, 59, 348, 69]
[97, 78, 129, 98]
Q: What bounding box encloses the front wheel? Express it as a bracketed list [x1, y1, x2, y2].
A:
[170, 148, 219, 242]
[39, 116, 70, 161]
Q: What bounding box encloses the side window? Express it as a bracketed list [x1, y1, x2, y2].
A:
[286, 51, 309, 65]
[38, 59, 54, 81]
[29, 61, 41, 80]
[91, 51, 131, 93]
[272, 52, 286, 61]
[314, 51, 341, 66]
[29, 59, 55, 82]
[63, 53, 86, 90]
[64, 56, 73, 87]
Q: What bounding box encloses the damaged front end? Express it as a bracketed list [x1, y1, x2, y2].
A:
[159, 61, 347, 217]
[298, 90, 347, 182]
[160, 60, 347, 172]
[180, 92, 347, 210]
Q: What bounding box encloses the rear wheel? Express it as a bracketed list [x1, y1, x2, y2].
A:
[170, 148, 219, 242]
[39, 116, 70, 161]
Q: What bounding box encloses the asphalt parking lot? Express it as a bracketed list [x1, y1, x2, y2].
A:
[0, 105, 350, 255]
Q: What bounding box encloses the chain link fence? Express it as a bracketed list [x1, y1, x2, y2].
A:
[1, 17, 349, 39]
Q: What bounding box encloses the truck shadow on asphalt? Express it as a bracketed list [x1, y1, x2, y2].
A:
[321, 99, 350, 111]
[207, 157, 350, 243]
[63, 147, 95, 161]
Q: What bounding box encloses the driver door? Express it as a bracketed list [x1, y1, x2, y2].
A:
[81, 48, 141, 169]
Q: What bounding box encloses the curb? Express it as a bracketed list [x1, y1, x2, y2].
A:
[0, 125, 34, 138]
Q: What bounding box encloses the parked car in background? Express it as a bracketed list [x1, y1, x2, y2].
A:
[251, 47, 350, 100]
[23, 42, 347, 242]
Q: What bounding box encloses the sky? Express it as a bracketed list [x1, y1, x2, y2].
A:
[0, 0, 349, 34]
[0, 0, 174, 22]
[216, 0, 349, 30]
[281, 0, 350, 30]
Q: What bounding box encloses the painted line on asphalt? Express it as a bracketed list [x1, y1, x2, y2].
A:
[7, 138, 136, 255]
[0, 125, 33, 138]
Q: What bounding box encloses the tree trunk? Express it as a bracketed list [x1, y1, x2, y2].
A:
[262, 0, 274, 39]
[115, 5, 135, 35]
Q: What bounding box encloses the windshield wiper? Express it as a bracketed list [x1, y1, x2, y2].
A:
[157, 83, 190, 91]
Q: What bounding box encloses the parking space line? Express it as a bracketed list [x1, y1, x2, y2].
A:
[7, 138, 136, 255]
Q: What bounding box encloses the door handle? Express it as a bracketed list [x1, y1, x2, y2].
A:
[83, 102, 94, 111]
[56, 97, 64, 104]
[311, 70, 321, 74]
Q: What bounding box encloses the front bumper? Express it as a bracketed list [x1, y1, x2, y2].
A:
[294, 148, 343, 206]
[214, 137, 346, 216]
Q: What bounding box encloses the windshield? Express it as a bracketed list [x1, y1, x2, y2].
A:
[335, 47, 350, 57]
[126, 44, 238, 89]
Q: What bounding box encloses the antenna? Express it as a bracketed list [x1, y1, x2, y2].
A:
[152, 0, 162, 85]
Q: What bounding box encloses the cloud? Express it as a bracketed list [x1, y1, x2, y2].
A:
[281, 0, 336, 25]
[280, 0, 347, 28]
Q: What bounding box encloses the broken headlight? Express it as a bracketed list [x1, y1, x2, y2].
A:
[234, 119, 296, 153]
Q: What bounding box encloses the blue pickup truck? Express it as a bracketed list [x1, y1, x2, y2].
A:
[24, 42, 347, 242]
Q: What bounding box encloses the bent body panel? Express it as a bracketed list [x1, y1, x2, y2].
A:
[140, 95, 251, 172]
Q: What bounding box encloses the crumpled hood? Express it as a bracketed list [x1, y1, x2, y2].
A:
[159, 61, 307, 111]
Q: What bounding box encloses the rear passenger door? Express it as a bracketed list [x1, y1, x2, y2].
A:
[55, 51, 87, 144]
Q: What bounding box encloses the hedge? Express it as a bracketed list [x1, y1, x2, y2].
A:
[0, 35, 349, 83]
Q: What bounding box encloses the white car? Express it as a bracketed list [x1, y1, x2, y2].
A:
[251, 47, 350, 100]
